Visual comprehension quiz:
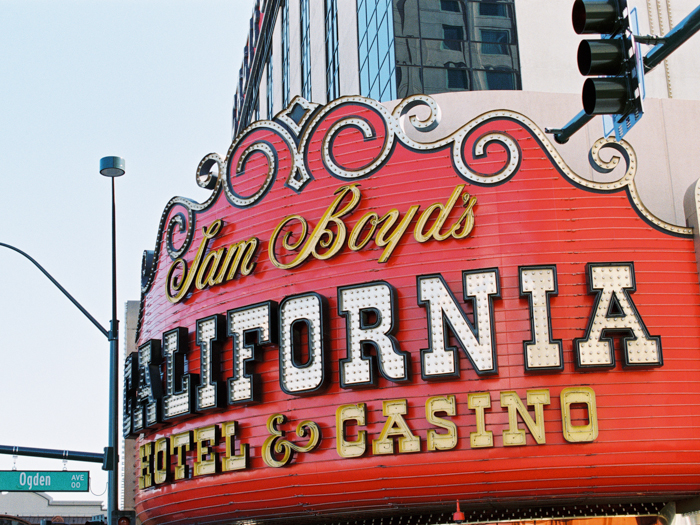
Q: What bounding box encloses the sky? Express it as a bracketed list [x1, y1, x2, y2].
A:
[0, 0, 252, 503]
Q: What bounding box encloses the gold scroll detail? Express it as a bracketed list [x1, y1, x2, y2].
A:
[262, 414, 321, 468]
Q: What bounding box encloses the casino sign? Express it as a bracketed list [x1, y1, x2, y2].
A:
[125, 95, 700, 524]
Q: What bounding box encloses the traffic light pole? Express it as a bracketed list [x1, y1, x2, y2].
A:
[0, 445, 105, 464]
[643, 4, 700, 72]
[0, 242, 116, 521]
[547, 2, 700, 144]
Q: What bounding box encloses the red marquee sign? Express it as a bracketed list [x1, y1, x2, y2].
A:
[127, 95, 700, 524]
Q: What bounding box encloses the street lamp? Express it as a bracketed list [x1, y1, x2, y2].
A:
[100, 155, 125, 525]
[0, 156, 126, 525]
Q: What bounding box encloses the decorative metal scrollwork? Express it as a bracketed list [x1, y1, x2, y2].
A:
[261, 414, 321, 468]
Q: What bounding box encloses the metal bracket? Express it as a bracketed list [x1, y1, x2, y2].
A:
[634, 34, 667, 45]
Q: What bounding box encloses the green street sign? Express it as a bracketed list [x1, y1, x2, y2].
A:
[0, 471, 89, 492]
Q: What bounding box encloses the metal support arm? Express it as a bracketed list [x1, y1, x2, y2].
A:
[643, 4, 700, 72]
[0, 445, 105, 465]
[545, 110, 595, 144]
[0, 242, 109, 339]
[547, 3, 700, 142]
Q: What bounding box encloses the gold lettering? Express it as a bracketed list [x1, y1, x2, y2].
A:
[348, 213, 378, 251]
[221, 421, 249, 472]
[268, 214, 308, 268]
[426, 395, 457, 451]
[193, 425, 218, 477]
[336, 403, 367, 458]
[468, 392, 493, 448]
[215, 243, 241, 284]
[372, 399, 420, 454]
[195, 248, 225, 290]
[170, 431, 192, 480]
[166, 220, 223, 303]
[375, 206, 420, 263]
[153, 438, 169, 485]
[138, 442, 153, 489]
[414, 185, 465, 242]
[560, 387, 598, 443]
[451, 193, 477, 239]
[269, 185, 361, 269]
[500, 389, 550, 446]
[238, 238, 258, 276]
[211, 237, 259, 284]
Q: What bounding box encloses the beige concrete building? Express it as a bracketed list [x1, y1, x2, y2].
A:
[0, 492, 103, 525]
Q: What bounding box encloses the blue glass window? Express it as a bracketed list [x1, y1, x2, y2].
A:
[485, 70, 515, 89]
[479, 3, 508, 17]
[447, 68, 468, 89]
[326, 0, 340, 101]
[267, 52, 274, 118]
[394, 0, 521, 96]
[281, 1, 290, 107]
[357, 0, 396, 102]
[480, 29, 509, 55]
[442, 24, 464, 51]
[441, 0, 461, 12]
[300, 0, 312, 100]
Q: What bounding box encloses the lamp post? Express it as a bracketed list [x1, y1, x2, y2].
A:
[0, 156, 126, 525]
[99, 155, 125, 525]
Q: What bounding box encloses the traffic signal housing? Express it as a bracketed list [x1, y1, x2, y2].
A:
[573, 0, 643, 130]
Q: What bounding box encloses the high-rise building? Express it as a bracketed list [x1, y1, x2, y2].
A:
[231, 0, 699, 136]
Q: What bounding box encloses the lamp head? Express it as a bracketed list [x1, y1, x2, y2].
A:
[100, 156, 125, 177]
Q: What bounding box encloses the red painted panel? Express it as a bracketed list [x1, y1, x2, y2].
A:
[132, 97, 700, 524]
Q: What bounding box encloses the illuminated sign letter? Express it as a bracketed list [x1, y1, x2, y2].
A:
[221, 421, 249, 472]
[227, 301, 277, 405]
[338, 281, 409, 388]
[138, 442, 153, 489]
[468, 392, 493, 448]
[519, 265, 563, 371]
[574, 262, 662, 368]
[163, 327, 199, 420]
[134, 340, 163, 432]
[425, 395, 457, 451]
[560, 386, 598, 443]
[500, 389, 550, 445]
[279, 293, 328, 395]
[171, 431, 192, 480]
[336, 403, 367, 458]
[417, 269, 500, 379]
[372, 399, 420, 454]
[193, 425, 218, 477]
[153, 437, 169, 485]
[195, 315, 225, 411]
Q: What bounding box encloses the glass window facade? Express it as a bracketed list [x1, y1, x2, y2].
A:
[267, 52, 274, 118]
[390, 0, 521, 97]
[357, 0, 397, 102]
[300, 0, 312, 100]
[325, 0, 340, 101]
[281, 0, 290, 108]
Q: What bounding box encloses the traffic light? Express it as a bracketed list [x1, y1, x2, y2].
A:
[573, 0, 644, 136]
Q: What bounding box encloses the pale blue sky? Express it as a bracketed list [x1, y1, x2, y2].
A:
[0, 0, 252, 502]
